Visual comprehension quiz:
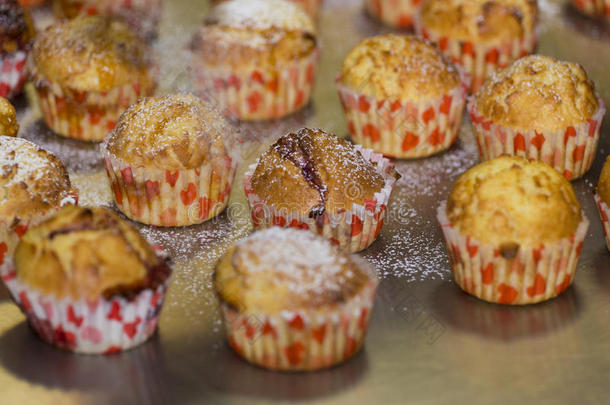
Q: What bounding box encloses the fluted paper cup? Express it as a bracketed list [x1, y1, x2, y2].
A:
[594, 194, 610, 251]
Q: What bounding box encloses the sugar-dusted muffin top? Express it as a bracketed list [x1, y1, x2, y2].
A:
[15, 205, 172, 301]
[214, 227, 375, 313]
[0, 136, 75, 224]
[598, 156, 610, 206]
[475, 55, 599, 132]
[340, 34, 461, 100]
[192, 0, 316, 70]
[0, 0, 33, 53]
[106, 93, 233, 171]
[421, 0, 537, 44]
[31, 16, 154, 93]
[447, 156, 582, 250]
[0, 97, 18, 137]
[251, 128, 386, 217]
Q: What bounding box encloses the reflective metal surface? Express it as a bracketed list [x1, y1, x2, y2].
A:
[1, 1, 610, 404]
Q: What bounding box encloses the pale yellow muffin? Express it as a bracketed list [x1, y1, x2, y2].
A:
[447, 155, 582, 249]
[339, 34, 461, 100]
[598, 157, 610, 206]
[475, 55, 599, 132]
[0, 97, 18, 137]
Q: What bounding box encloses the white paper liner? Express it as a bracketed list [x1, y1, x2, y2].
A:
[0, 50, 27, 99]
[468, 95, 606, 180]
[365, 0, 423, 28]
[437, 201, 589, 305]
[572, 0, 610, 19]
[594, 194, 610, 251]
[243, 145, 398, 252]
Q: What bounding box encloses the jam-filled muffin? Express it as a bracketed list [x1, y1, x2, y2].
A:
[212, 0, 323, 19]
[215, 227, 378, 371]
[0, 136, 77, 277]
[244, 128, 399, 252]
[437, 155, 588, 305]
[5, 205, 172, 353]
[30, 16, 156, 142]
[104, 93, 237, 227]
[0, 96, 18, 136]
[191, 0, 319, 121]
[336, 34, 468, 159]
[571, 0, 610, 20]
[17, 0, 45, 7]
[365, 0, 424, 28]
[469, 55, 604, 180]
[0, 0, 33, 99]
[416, 0, 538, 92]
[595, 156, 610, 251]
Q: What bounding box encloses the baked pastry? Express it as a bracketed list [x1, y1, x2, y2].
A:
[52, 0, 162, 40]
[595, 156, 610, 251]
[336, 34, 468, 158]
[4, 205, 172, 353]
[0, 0, 33, 99]
[104, 93, 237, 227]
[212, 0, 323, 19]
[469, 55, 605, 180]
[30, 16, 156, 142]
[365, 0, 423, 28]
[572, 0, 610, 20]
[214, 227, 378, 371]
[416, 0, 538, 91]
[0, 136, 77, 278]
[244, 128, 399, 252]
[191, 0, 319, 121]
[17, 0, 45, 7]
[0, 96, 18, 136]
[437, 155, 588, 305]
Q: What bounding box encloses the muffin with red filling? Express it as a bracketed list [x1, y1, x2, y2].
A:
[0, 0, 33, 99]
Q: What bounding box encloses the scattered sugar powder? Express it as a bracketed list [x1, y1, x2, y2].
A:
[0, 137, 53, 187]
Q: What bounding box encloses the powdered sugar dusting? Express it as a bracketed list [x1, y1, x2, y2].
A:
[0, 137, 52, 187]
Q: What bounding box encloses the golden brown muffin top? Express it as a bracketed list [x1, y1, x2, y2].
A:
[31, 16, 153, 93]
[340, 34, 461, 100]
[251, 128, 386, 217]
[0, 97, 18, 137]
[447, 156, 582, 251]
[0, 136, 75, 224]
[598, 156, 610, 206]
[15, 205, 172, 301]
[0, 0, 33, 53]
[106, 93, 233, 171]
[421, 0, 537, 44]
[474, 55, 599, 131]
[214, 227, 374, 313]
[192, 0, 316, 70]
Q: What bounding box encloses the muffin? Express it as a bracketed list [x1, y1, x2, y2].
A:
[30, 16, 156, 142]
[212, 0, 323, 19]
[0, 136, 77, 279]
[572, 0, 610, 20]
[0, 0, 33, 99]
[437, 155, 588, 305]
[191, 0, 319, 121]
[52, 0, 163, 40]
[416, 0, 538, 92]
[336, 34, 468, 159]
[365, 0, 424, 28]
[17, 0, 45, 7]
[0, 96, 18, 136]
[595, 156, 610, 251]
[4, 205, 172, 353]
[244, 128, 399, 252]
[469, 55, 605, 180]
[214, 227, 378, 371]
[104, 93, 237, 227]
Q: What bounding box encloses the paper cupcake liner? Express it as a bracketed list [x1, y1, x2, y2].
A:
[572, 0, 610, 19]
[104, 149, 237, 227]
[437, 201, 589, 305]
[219, 278, 377, 371]
[415, 23, 537, 92]
[2, 268, 171, 354]
[468, 95, 606, 180]
[594, 194, 610, 251]
[336, 75, 469, 159]
[194, 49, 319, 121]
[365, 0, 423, 28]
[243, 146, 397, 252]
[0, 50, 27, 99]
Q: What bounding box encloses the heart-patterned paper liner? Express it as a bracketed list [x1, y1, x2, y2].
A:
[0, 50, 27, 99]
[243, 145, 398, 253]
[468, 95, 606, 180]
[572, 0, 610, 19]
[193, 49, 319, 121]
[594, 194, 610, 251]
[365, 0, 424, 28]
[437, 201, 589, 305]
[336, 72, 469, 159]
[104, 147, 237, 227]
